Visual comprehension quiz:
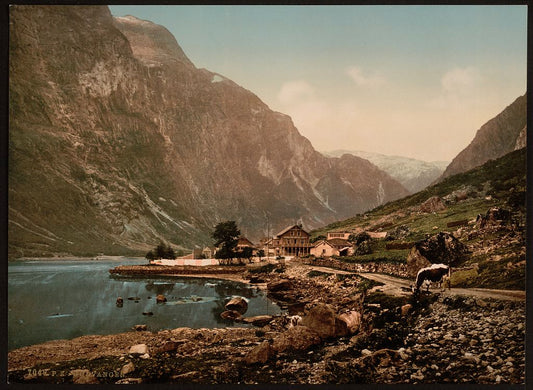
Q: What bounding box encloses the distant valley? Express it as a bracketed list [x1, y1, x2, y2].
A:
[323, 150, 449, 193]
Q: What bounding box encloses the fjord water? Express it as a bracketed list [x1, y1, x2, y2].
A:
[8, 259, 281, 350]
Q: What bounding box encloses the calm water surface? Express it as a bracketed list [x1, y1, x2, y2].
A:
[8, 259, 281, 350]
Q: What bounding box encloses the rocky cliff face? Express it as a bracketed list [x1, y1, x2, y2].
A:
[8, 6, 408, 257]
[324, 150, 448, 193]
[439, 94, 527, 181]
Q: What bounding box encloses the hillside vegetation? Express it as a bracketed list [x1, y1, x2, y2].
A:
[311, 149, 526, 290]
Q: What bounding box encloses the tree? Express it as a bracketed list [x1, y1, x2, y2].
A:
[213, 221, 241, 263]
[145, 242, 176, 261]
[238, 247, 254, 263]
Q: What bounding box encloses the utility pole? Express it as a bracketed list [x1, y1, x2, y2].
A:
[266, 215, 270, 262]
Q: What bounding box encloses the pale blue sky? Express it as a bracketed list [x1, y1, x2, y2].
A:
[109, 5, 527, 161]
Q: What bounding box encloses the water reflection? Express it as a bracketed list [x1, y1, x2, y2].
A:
[8, 260, 282, 350]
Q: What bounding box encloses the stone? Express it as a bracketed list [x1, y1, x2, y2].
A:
[300, 303, 337, 339]
[271, 325, 321, 353]
[156, 341, 181, 353]
[133, 324, 147, 331]
[156, 294, 167, 303]
[267, 279, 292, 292]
[401, 304, 413, 316]
[420, 196, 446, 213]
[70, 369, 99, 384]
[245, 340, 273, 364]
[335, 310, 362, 336]
[225, 297, 248, 314]
[361, 349, 372, 356]
[407, 232, 469, 276]
[139, 353, 150, 359]
[129, 344, 148, 355]
[220, 310, 243, 321]
[115, 378, 143, 384]
[242, 315, 273, 327]
[142, 311, 153, 316]
[116, 297, 123, 307]
[120, 362, 135, 376]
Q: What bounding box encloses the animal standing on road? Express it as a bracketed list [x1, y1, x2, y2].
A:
[412, 263, 451, 294]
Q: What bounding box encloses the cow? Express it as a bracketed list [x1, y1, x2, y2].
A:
[412, 263, 451, 294]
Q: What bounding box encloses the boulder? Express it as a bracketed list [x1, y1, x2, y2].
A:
[476, 207, 512, 228]
[420, 196, 446, 213]
[70, 369, 99, 384]
[129, 344, 148, 355]
[406, 232, 469, 276]
[156, 294, 167, 303]
[244, 340, 273, 364]
[116, 297, 123, 307]
[267, 279, 292, 292]
[271, 325, 321, 353]
[220, 310, 243, 321]
[120, 362, 135, 376]
[225, 297, 248, 313]
[300, 303, 337, 339]
[401, 304, 413, 316]
[133, 324, 147, 331]
[335, 310, 362, 336]
[142, 312, 153, 316]
[242, 315, 273, 327]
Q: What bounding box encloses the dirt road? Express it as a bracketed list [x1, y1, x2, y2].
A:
[306, 265, 525, 301]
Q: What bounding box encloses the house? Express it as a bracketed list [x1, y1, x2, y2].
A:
[311, 238, 352, 257]
[327, 232, 352, 240]
[202, 246, 216, 259]
[236, 236, 256, 251]
[273, 224, 311, 256]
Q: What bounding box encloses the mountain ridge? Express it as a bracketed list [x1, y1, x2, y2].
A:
[439, 93, 526, 181]
[323, 150, 448, 193]
[8, 5, 408, 258]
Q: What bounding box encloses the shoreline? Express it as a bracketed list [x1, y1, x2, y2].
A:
[8, 261, 526, 384]
[10, 255, 146, 262]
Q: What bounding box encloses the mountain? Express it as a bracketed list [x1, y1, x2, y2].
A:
[439, 94, 527, 180]
[8, 6, 409, 258]
[323, 150, 448, 193]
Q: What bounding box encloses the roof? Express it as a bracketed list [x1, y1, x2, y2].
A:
[275, 224, 310, 238]
[326, 238, 351, 248]
[237, 236, 255, 247]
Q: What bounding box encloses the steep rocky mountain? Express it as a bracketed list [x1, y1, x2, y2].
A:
[439, 94, 527, 180]
[8, 6, 408, 258]
[324, 150, 448, 193]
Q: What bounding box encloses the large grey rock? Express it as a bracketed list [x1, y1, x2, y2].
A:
[120, 362, 135, 376]
[129, 344, 148, 355]
[272, 325, 321, 352]
[335, 310, 362, 336]
[301, 303, 337, 339]
[244, 340, 272, 364]
[225, 297, 248, 314]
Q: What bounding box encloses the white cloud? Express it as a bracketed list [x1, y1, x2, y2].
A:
[346, 66, 386, 88]
[428, 66, 483, 110]
[441, 66, 481, 93]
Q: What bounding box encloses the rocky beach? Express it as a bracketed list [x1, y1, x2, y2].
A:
[7, 260, 525, 384]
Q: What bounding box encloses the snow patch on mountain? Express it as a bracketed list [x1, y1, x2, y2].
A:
[323, 150, 449, 194]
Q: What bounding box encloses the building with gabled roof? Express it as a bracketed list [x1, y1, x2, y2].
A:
[273, 224, 311, 257]
[311, 238, 352, 257]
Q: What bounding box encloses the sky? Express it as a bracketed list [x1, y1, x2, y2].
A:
[109, 5, 527, 162]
